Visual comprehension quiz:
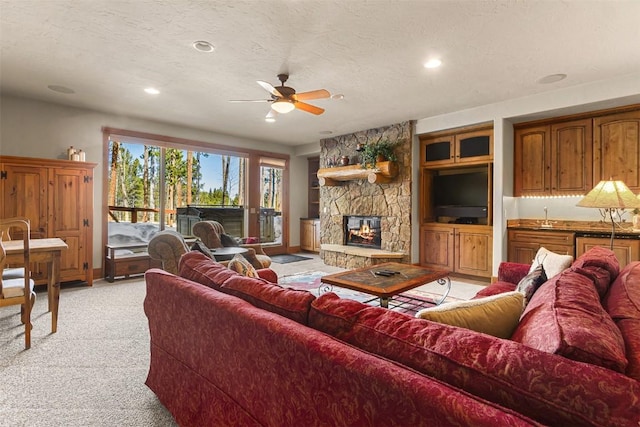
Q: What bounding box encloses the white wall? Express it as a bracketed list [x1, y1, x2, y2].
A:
[0, 95, 305, 269]
[414, 72, 640, 271]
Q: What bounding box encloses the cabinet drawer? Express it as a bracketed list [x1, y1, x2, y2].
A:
[508, 229, 575, 246]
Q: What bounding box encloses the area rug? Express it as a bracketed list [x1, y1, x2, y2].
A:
[279, 271, 463, 316]
[270, 254, 313, 264]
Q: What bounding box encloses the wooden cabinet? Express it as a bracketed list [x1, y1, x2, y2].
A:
[421, 224, 493, 278]
[1, 155, 96, 285]
[300, 219, 320, 252]
[307, 157, 320, 218]
[576, 236, 640, 269]
[594, 110, 640, 191]
[507, 229, 575, 264]
[514, 118, 592, 196]
[420, 126, 493, 167]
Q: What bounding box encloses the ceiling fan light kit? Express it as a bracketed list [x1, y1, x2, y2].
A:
[230, 73, 330, 118]
[271, 99, 295, 114]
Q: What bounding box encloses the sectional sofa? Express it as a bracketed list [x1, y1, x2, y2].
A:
[144, 248, 640, 426]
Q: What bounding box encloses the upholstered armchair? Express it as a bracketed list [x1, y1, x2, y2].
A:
[147, 230, 189, 275]
[192, 221, 272, 268]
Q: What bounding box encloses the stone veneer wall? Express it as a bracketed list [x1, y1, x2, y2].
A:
[320, 121, 413, 268]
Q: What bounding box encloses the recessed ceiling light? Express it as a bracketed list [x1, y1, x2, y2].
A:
[331, 94, 345, 100]
[537, 74, 567, 84]
[423, 58, 442, 69]
[265, 117, 276, 123]
[192, 40, 215, 53]
[144, 87, 160, 95]
[47, 85, 75, 94]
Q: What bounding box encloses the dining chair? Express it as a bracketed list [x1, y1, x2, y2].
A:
[0, 218, 36, 349]
[1, 216, 31, 280]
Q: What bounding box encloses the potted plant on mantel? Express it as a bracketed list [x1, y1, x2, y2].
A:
[360, 140, 398, 168]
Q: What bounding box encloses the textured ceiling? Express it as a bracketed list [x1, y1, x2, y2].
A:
[1, 0, 639, 146]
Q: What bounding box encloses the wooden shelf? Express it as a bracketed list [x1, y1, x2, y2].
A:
[317, 161, 398, 186]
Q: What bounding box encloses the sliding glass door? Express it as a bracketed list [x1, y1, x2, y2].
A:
[104, 129, 289, 256]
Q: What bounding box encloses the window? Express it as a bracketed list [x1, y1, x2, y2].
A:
[103, 128, 288, 253]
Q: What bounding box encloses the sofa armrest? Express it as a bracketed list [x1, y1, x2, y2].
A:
[241, 243, 266, 256]
[257, 268, 278, 283]
[497, 262, 530, 285]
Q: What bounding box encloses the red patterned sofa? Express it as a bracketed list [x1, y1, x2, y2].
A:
[144, 249, 640, 426]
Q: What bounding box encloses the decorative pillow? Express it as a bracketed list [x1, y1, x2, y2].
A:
[220, 233, 240, 247]
[512, 270, 628, 373]
[190, 240, 216, 260]
[515, 264, 547, 305]
[415, 291, 524, 339]
[529, 247, 573, 279]
[178, 251, 236, 291]
[242, 248, 265, 270]
[571, 246, 620, 298]
[227, 254, 258, 278]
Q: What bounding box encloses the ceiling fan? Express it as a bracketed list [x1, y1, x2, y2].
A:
[230, 74, 330, 119]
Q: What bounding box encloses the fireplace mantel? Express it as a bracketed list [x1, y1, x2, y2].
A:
[317, 161, 398, 186]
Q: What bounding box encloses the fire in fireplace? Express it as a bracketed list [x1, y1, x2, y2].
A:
[343, 215, 382, 249]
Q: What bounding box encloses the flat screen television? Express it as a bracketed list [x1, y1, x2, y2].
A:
[432, 171, 488, 219]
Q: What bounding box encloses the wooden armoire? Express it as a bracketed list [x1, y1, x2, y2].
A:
[0, 155, 96, 285]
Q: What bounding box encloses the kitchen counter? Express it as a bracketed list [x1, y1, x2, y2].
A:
[507, 219, 640, 237]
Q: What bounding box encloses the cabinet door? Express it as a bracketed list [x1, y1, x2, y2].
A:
[551, 119, 593, 195]
[455, 228, 492, 277]
[300, 220, 316, 252]
[455, 129, 493, 164]
[420, 225, 454, 270]
[594, 110, 640, 191]
[51, 167, 89, 282]
[1, 163, 48, 238]
[421, 135, 454, 166]
[514, 125, 551, 196]
[313, 220, 321, 252]
[576, 237, 639, 269]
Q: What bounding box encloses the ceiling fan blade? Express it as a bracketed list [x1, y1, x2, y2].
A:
[295, 101, 325, 115]
[257, 80, 283, 98]
[228, 99, 272, 103]
[292, 89, 330, 101]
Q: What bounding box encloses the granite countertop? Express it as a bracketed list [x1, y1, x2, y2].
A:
[507, 219, 640, 236]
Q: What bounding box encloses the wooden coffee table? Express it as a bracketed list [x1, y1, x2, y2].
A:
[320, 262, 451, 308]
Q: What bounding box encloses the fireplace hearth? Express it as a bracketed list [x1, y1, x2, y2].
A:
[344, 215, 382, 249]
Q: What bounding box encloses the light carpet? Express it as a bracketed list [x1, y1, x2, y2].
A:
[0, 279, 177, 427]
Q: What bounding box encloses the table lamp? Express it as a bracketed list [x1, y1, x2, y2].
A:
[577, 179, 640, 249]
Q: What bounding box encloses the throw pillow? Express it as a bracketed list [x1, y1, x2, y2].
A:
[512, 270, 628, 373]
[227, 254, 258, 278]
[529, 247, 573, 279]
[220, 233, 240, 247]
[242, 248, 265, 270]
[190, 240, 216, 260]
[515, 264, 547, 305]
[415, 291, 524, 339]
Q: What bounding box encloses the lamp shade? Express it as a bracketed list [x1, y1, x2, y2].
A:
[577, 180, 640, 209]
[271, 100, 295, 114]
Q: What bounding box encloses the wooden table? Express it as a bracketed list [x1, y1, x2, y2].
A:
[320, 262, 451, 308]
[4, 238, 68, 333]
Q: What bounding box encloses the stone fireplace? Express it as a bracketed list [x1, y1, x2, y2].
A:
[343, 215, 382, 249]
[319, 121, 413, 269]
